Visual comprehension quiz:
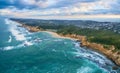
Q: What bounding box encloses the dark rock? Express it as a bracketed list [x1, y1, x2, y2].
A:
[112, 66, 119, 70]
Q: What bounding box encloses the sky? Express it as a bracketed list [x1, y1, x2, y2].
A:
[0, 0, 120, 19]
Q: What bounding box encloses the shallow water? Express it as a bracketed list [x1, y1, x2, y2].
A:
[0, 17, 120, 73]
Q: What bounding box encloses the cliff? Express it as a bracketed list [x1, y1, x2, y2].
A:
[21, 24, 41, 32]
[60, 34, 120, 67]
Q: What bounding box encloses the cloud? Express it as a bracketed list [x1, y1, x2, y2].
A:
[0, 0, 120, 19]
[19, 0, 59, 8]
[21, 0, 36, 5]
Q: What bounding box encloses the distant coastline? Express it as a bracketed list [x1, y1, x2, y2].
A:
[20, 23, 120, 68]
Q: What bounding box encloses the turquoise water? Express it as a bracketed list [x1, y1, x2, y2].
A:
[0, 17, 119, 73]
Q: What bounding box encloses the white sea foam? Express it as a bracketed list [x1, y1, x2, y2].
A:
[77, 67, 93, 73]
[17, 40, 34, 47]
[3, 41, 34, 51]
[5, 19, 26, 41]
[10, 28, 26, 41]
[73, 51, 110, 66]
[3, 46, 14, 50]
[8, 36, 12, 43]
[72, 45, 114, 69]
[74, 42, 80, 47]
[2, 19, 34, 51]
[24, 41, 33, 46]
[33, 38, 42, 43]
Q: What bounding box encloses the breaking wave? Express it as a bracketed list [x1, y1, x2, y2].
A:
[72, 42, 117, 72]
[2, 40, 34, 51]
[8, 36, 12, 43]
[2, 19, 36, 50]
[5, 19, 26, 41]
[77, 67, 93, 73]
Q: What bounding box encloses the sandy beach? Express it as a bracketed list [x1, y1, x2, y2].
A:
[41, 31, 78, 40]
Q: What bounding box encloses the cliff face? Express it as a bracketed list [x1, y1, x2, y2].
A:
[61, 34, 120, 66]
[22, 24, 41, 32]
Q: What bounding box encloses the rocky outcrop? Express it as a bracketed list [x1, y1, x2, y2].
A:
[22, 24, 41, 32]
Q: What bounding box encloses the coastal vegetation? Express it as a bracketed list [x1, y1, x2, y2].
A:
[56, 25, 120, 51]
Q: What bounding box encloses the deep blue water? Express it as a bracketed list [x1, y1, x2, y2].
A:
[0, 17, 120, 73]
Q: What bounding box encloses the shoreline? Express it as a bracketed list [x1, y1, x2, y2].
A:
[42, 31, 78, 40]
[59, 34, 120, 67]
[20, 23, 120, 68]
[21, 24, 78, 40]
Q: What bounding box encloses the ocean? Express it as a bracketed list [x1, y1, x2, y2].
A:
[0, 17, 119, 73]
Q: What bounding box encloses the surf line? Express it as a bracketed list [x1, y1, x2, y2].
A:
[8, 36, 12, 43]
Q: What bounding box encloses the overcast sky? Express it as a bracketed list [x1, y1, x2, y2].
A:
[0, 0, 120, 19]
